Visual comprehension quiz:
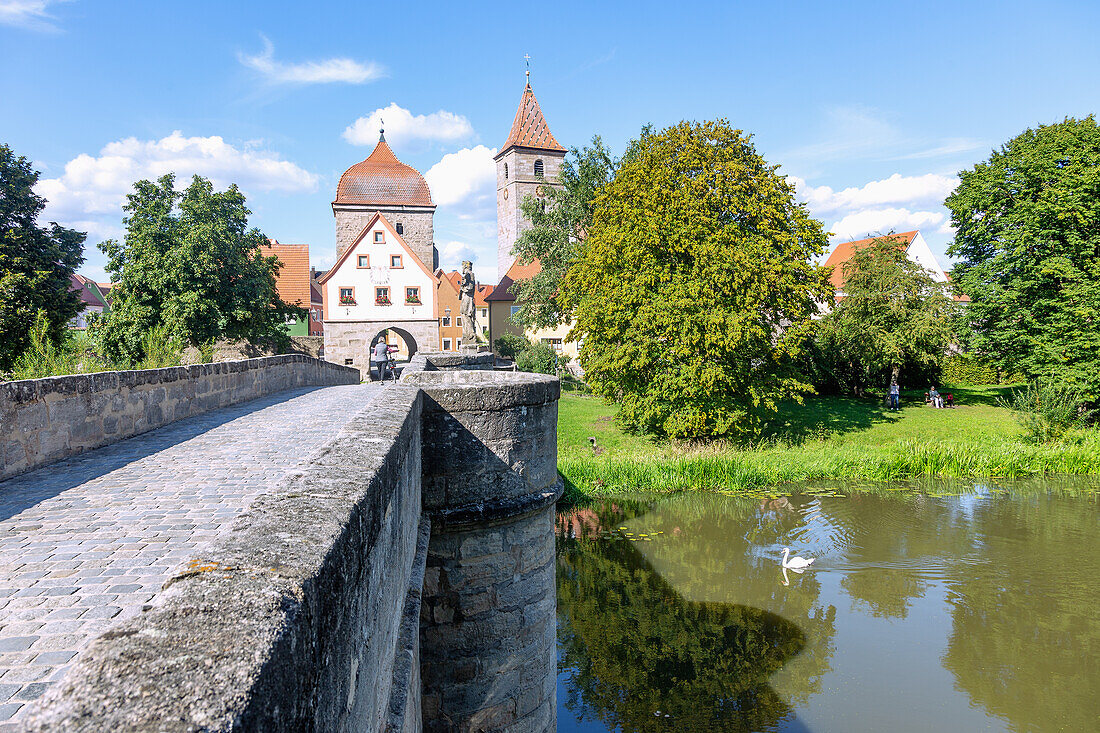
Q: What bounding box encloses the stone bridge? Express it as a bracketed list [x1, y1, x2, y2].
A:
[0, 354, 560, 732]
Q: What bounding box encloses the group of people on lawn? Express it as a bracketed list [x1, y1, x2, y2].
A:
[887, 380, 954, 410]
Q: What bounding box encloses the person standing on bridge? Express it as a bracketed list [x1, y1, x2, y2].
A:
[371, 338, 390, 381]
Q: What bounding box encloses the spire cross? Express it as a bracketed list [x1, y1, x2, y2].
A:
[524, 54, 530, 83]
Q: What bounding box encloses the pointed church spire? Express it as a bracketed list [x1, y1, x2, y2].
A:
[497, 79, 566, 157]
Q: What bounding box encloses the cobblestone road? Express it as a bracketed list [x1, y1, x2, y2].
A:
[0, 383, 379, 724]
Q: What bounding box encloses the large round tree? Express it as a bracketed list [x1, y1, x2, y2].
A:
[564, 120, 832, 439]
[947, 116, 1100, 393]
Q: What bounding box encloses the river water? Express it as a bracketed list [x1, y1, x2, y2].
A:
[555, 479, 1100, 732]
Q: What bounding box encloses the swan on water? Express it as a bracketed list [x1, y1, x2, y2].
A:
[781, 547, 815, 570]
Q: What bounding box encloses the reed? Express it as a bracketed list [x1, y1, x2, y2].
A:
[558, 392, 1100, 499]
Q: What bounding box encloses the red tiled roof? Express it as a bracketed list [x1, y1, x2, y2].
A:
[262, 241, 311, 307]
[823, 231, 918, 290]
[486, 259, 542, 302]
[497, 83, 566, 157]
[69, 273, 108, 309]
[475, 284, 494, 307]
[335, 138, 434, 207]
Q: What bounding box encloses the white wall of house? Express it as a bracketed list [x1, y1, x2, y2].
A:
[905, 231, 948, 282]
[323, 216, 436, 323]
[70, 305, 104, 329]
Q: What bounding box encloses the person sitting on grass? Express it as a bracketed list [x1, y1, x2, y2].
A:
[946, 392, 954, 408]
[929, 386, 943, 408]
[888, 380, 901, 411]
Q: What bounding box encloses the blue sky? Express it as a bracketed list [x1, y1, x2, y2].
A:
[3, 0, 1098, 285]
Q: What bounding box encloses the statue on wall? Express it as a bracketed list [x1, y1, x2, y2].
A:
[460, 260, 477, 346]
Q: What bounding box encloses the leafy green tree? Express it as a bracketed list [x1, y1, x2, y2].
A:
[0, 143, 85, 370]
[509, 136, 617, 329]
[96, 174, 302, 362]
[816, 235, 957, 393]
[564, 121, 833, 439]
[946, 116, 1100, 394]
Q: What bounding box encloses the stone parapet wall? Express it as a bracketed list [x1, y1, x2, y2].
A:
[19, 365, 559, 733]
[23, 385, 428, 733]
[0, 355, 360, 482]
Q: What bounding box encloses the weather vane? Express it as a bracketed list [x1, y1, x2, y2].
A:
[524, 53, 530, 83]
[379, 117, 385, 141]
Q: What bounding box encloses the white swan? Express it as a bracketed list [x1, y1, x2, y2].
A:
[781, 547, 815, 570]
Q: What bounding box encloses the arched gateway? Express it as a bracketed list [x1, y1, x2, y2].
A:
[371, 326, 419, 360]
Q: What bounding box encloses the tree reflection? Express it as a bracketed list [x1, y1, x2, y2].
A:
[941, 494, 1100, 732]
[556, 501, 835, 732]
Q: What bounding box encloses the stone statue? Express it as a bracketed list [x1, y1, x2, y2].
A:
[460, 260, 477, 346]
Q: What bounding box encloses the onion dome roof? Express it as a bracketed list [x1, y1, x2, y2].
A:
[335, 136, 433, 207]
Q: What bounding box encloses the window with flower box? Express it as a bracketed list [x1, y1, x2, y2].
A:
[338, 287, 356, 306]
[375, 287, 390, 305]
[405, 287, 421, 304]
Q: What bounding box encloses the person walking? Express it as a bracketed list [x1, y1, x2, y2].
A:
[371, 338, 390, 382]
[889, 380, 900, 411]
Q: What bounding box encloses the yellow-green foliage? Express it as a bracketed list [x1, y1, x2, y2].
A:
[563, 120, 832, 440]
[943, 355, 1001, 386]
[559, 391, 1100, 497]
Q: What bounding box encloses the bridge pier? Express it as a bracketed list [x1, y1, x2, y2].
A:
[408, 371, 560, 733]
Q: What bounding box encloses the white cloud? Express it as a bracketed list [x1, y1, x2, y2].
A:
[793, 173, 958, 215]
[437, 240, 480, 273]
[424, 145, 497, 211]
[343, 103, 475, 150]
[0, 0, 68, 31]
[828, 208, 945, 241]
[35, 130, 318, 234]
[239, 36, 383, 85]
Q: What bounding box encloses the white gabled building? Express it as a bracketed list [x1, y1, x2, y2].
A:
[823, 230, 968, 302]
[320, 211, 439, 372]
[321, 130, 441, 374]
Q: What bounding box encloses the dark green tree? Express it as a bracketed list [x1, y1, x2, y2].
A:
[509, 136, 617, 329]
[564, 121, 833, 439]
[816, 234, 957, 393]
[96, 174, 302, 362]
[0, 143, 85, 370]
[946, 116, 1100, 394]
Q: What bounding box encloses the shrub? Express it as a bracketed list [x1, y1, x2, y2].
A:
[999, 379, 1095, 443]
[516, 342, 557, 374]
[494, 333, 529, 360]
[135, 324, 184, 369]
[943, 354, 1000, 385]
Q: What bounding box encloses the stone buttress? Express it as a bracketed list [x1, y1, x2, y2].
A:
[406, 371, 560, 733]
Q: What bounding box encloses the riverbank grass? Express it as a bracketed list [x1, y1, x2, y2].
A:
[559, 387, 1100, 498]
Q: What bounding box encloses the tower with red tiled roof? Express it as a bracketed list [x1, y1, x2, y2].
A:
[495, 75, 566, 280]
[333, 129, 437, 270]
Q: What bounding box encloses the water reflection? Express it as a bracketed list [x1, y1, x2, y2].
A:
[556, 483, 1100, 732]
[556, 501, 836, 732]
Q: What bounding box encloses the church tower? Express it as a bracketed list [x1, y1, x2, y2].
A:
[495, 79, 566, 281]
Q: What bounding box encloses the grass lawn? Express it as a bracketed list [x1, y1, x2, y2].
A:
[558, 386, 1100, 499]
